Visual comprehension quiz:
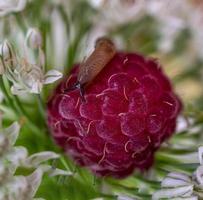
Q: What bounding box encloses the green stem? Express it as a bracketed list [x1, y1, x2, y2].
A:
[14, 13, 27, 34]
[106, 180, 151, 199]
[0, 76, 18, 115]
[15, 97, 45, 137]
[36, 94, 46, 121]
[60, 156, 71, 172]
[13, 94, 45, 137]
[13, 95, 30, 119]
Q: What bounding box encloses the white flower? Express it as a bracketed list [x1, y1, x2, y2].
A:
[161, 172, 192, 188]
[0, 117, 72, 199]
[23, 151, 59, 168]
[152, 172, 194, 200]
[0, 0, 27, 17]
[0, 169, 43, 200]
[0, 37, 63, 94]
[153, 146, 203, 199]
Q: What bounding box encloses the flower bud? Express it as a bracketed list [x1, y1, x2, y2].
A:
[0, 40, 9, 74]
[26, 28, 43, 49]
[0, 40, 16, 73]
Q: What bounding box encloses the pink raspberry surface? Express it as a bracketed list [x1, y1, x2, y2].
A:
[47, 52, 182, 178]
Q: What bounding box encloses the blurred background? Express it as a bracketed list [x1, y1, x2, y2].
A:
[0, 0, 203, 199]
[1, 0, 203, 104]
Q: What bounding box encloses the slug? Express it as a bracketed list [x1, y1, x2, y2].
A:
[64, 37, 116, 100]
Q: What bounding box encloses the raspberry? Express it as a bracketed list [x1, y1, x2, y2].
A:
[47, 52, 182, 178]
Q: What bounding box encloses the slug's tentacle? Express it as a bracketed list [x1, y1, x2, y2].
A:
[63, 81, 86, 102]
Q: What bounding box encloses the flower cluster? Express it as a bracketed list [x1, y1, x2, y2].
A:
[153, 147, 203, 199]
[0, 113, 72, 200]
[0, 28, 62, 95]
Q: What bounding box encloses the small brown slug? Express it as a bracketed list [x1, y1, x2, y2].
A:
[64, 37, 116, 100]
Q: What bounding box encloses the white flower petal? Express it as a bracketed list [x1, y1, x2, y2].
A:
[167, 172, 192, 182]
[44, 69, 63, 84]
[0, 0, 27, 16]
[194, 165, 203, 185]
[48, 167, 72, 177]
[30, 81, 43, 94]
[117, 195, 134, 200]
[24, 151, 59, 167]
[162, 177, 192, 188]
[37, 164, 72, 177]
[4, 122, 20, 145]
[170, 196, 198, 200]
[26, 28, 43, 49]
[198, 146, 203, 165]
[14, 0, 27, 11]
[6, 146, 28, 166]
[11, 84, 27, 95]
[5, 176, 29, 199]
[152, 185, 194, 200]
[26, 168, 43, 198]
[0, 40, 10, 60]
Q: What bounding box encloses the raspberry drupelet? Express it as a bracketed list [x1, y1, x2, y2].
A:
[47, 51, 182, 179]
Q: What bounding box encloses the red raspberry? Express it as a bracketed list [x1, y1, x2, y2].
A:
[47, 52, 182, 178]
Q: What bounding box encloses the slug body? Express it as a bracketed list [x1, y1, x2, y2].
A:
[64, 37, 116, 100]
